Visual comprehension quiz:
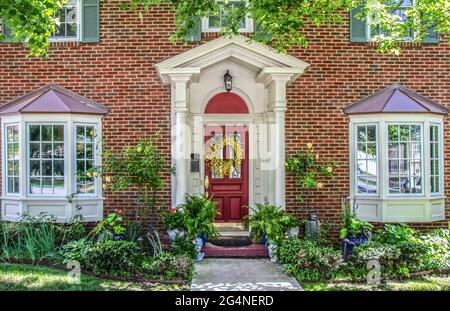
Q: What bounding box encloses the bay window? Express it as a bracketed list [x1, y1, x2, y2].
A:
[0, 84, 108, 222]
[345, 83, 447, 223]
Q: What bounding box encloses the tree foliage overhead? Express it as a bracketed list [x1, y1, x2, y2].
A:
[1, 0, 449, 58]
[0, 0, 66, 58]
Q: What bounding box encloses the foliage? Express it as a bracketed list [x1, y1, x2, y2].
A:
[180, 194, 219, 239]
[374, 223, 416, 244]
[0, 0, 63, 58]
[285, 144, 336, 207]
[85, 240, 143, 276]
[418, 229, 450, 270]
[92, 213, 126, 241]
[145, 227, 164, 257]
[142, 252, 194, 281]
[339, 199, 373, 239]
[126, 221, 144, 243]
[0, 217, 58, 263]
[58, 238, 92, 265]
[123, 0, 450, 56]
[248, 203, 298, 243]
[169, 236, 198, 260]
[277, 238, 342, 281]
[161, 207, 186, 230]
[104, 137, 174, 221]
[348, 225, 450, 277]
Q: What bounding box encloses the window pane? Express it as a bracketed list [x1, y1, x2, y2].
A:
[28, 124, 65, 195]
[388, 123, 422, 194]
[6, 125, 19, 194]
[29, 125, 40, 141]
[42, 125, 52, 141]
[430, 125, 440, 193]
[75, 125, 96, 194]
[355, 125, 377, 194]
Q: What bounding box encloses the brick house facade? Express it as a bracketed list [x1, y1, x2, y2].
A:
[0, 0, 448, 237]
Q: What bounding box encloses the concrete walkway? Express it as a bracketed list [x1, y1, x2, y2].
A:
[191, 258, 303, 291]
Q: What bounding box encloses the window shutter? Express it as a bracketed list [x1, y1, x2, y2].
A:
[1, 19, 14, 43]
[254, 20, 272, 42]
[350, 8, 368, 43]
[81, 0, 100, 42]
[423, 24, 439, 44]
[185, 16, 201, 42]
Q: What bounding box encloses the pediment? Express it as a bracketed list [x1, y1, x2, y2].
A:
[156, 35, 309, 84]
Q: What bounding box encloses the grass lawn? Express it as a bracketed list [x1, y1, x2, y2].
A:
[0, 263, 188, 291]
[303, 275, 450, 291]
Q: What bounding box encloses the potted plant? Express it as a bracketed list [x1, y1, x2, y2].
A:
[248, 203, 298, 262]
[182, 194, 219, 244]
[340, 198, 373, 260]
[161, 206, 186, 241]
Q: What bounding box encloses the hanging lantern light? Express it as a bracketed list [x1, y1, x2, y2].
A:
[224, 70, 232, 92]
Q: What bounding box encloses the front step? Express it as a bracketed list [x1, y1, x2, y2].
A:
[203, 242, 269, 258]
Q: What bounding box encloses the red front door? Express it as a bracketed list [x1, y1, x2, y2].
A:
[204, 125, 249, 222]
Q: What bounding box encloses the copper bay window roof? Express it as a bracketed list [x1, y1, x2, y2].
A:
[343, 83, 448, 115]
[0, 84, 110, 116]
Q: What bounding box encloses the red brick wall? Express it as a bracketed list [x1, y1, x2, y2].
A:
[0, 1, 448, 236]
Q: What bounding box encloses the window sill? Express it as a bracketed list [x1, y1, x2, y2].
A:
[1, 196, 103, 223]
[352, 196, 445, 223]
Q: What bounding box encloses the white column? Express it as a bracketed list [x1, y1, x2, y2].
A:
[174, 108, 188, 206]
[169, 73, 195, 206]
[274, 107, 286, 207]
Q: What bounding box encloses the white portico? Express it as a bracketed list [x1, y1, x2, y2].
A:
[156, 36, 309, 218]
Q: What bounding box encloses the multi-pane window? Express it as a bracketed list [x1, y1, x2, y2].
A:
[206, 1, 249, 32]
[356, 125, 377, 194]
[388, 124, 422, 194]
[76, 125, 95, 194]
[6, 125, 19, 194]
[28, 125, 65, 195]
[430, 124, 440, 193]
[370, 0, 414, 40]
[53, 0, 79, 39]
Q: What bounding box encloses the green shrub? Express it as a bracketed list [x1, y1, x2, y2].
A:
[350, 241, 401, 275]
[418, 229, 450, 270]
[59, 238, 92, 265]
[142, 252, 194, 281]
[169, 236, 198, 260]
[0, 219, 58, 263]
[85, 240, 143, 276]
[277, 238, 342, 281]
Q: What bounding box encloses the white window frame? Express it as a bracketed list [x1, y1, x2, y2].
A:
[73, 122, 99, 196]
[202, 0, 253, 33]
[354, 123, 379, 196]
[26, 122, 68, 197]
[385, 122, 424, 197]
[50, 0, 81, 42]
[430, 122, 444, 196]
[4, 123, 20, 196]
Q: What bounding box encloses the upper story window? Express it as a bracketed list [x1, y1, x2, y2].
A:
[203, 1, 253, 32]
[52, 0, 80, 40]
[369, 0, 414, 41]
